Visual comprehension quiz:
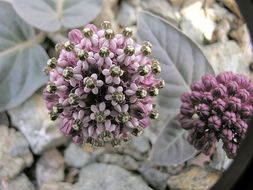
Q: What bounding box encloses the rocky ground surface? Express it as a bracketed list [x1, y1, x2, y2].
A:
[1, 0, 252, 189]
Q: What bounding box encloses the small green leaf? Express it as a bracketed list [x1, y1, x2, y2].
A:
[12, 0, 102, 32]
[0, 2, 48, 111]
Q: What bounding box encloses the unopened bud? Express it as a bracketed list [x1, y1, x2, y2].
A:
[63, 67, 74, 80]
[64, 41, 74, 52]
[101, 21, 112, 29]
[149, 109, 159, 119]
[122, 27, 133, 37]
[99, 47, 110, 57]
[124, 45, 135, 56]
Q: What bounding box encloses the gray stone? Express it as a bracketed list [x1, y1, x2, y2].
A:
[8, 93, 67, 154]
[167, 166, 221, 190]
[117, 1, 136, 27]
[0, 174, 35, 190]
[203, 40, 253, 79]
[64, 143, 92, 168]
[73, 163, 153, 190]
[0, 112, 9, 126]
[141, 0, 180, 24]
[126, 0, 140, 7]
[40, 182, 73, 190]
[180, 0, 216, 44]
[139, 162, 169, 190]
[132, 136, 150, 153]
[36, 149, 64, 186]
[0, 125, 33, 178]
[97, 153, 139, 171]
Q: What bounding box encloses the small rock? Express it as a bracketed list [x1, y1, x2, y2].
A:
[141, 0, 180, 25]
[229, 24, 251, 49]
[210, 2, 236, 23]
[65, 168, 79, 184]
[210, 19, 230, 43]
[64, 143, 92, 168]
[117, 1, 136, 27]
[222, 0, 242, 19]
[127, 0, 140, 7]
[73, 163, 153, 190]
[180, 0, 216, 44]
[167, 165, 221, 190]
[0, 174, 35, 190]
[168, 0, 184, 8]
[0, 112, 9, 126]
[0, 125, 33, 178]
[139, 162, 169, 190]
[203, 40, 253, 80]
[132, 136, 150, 153]
[97, 153, 139, 171]
[40, 182, 73, 190]
[36, 149, 64, 186]
[8, 93, 67, 154]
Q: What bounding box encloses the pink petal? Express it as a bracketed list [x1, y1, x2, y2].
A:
[74, 74, 83, 80]
[102, 69, 110, 76]
[104, 109, 110, 116]
[125, 89, 135, 96]
[105, 120, 111, 130]
[111, 100, 117, 106]
[75, 88, 83, 96]
[96, 80, 104, 87]
[114, 77, 120, 84]
[87, 57, 96, 64]
[96, 124, 104, 135]
[105, 57, 112, 66]
[78, 110, 85, 119]
[99, 102, 106, 111]
[117, 54, 125, 62]
[106, 76, 113, 84]
[94, 53, 100, 60]
[88, 126, 94, 136]
[126, 121, 133, 128]
[91, 73, 98, 80]
[84, 87, 91, 93]
[109, 124, 116, 132]
[91, 35, 99, 46]
[92, 87, 98, 94]
[115, 105, 121, 112]
[91, 105, 98, 113]
[117, 86, 123, 92]
[97, 58, 104, 66]
[130, 83, 138, 91]
[108, 86, 115, 93]
[122, 104, 129, 112]
[105, 95, 112, 100]
[116, 48, 124, 55]
[70, 79, 77, 87]
[90, 113, 95, 120]
[79, 101, 86, 108]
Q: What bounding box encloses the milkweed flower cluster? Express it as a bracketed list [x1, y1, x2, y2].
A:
[43, 21, 164, 147]
[178, 72, 253, 158]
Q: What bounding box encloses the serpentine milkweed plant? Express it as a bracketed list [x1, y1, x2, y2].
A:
[137, 11, 252, 168]
[43, 21, 164, 146]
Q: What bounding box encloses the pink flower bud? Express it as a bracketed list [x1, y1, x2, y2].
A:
[68, 29, 83, 44]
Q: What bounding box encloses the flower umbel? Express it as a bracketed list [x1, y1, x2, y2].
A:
[43, 21, 163, 147]
[178, 72, 253, 158]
